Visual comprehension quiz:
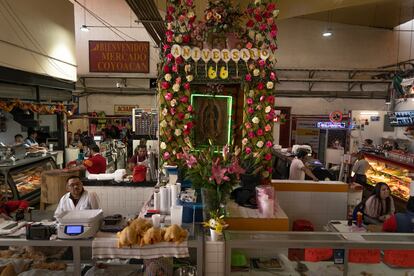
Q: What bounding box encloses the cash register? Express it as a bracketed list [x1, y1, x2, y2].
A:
[57, 209, 103, 239]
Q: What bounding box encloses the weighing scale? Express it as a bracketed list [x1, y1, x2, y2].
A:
[57, 209, 103, 239]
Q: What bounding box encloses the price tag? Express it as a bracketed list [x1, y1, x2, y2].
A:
[349, 249, 381, 264]
[383, 250, 414, 267]
[304, 248, 333, 262]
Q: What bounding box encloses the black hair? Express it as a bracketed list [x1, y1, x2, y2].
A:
[407, 197, 414, 213]
[365, 139, 373, 145]
[27, 128, 37, 136]
[14, 134, 23, 139]
[371, 182, 392, 215]
[296, 149, 308, 159]
[66, 175, 81, 183]
[89, 144, 100, 153]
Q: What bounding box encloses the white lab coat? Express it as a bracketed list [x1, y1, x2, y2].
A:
[54, 190, 100, 219]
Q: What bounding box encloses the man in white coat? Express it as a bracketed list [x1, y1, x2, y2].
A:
[54, 176, 100, 219]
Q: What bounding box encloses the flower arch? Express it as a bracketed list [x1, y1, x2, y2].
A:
[159, 0, 278, 180]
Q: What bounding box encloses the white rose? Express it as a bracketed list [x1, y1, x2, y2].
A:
[253, 69, 260, 76]
[165, 73, 172, 82]
[160, 120, 167, 128]
[265, 106, 272, 113]
[179, 26, 186, 33]
[186, 75, 193, 82]
[256, 141, 264, 148]
[266, 81, 274, 89]
[169, 120, 175, 127]
[273, 10, 280, 18]
[242, 138, 248, 145]
[160, 142, 167, 149]
[170, 99, 177, 107]
[248, 30, 255, 39]
[172, 150, 176, 155]
[187, 11, 194, 18]
[256, 33, 263, 41]
[175, 35, 183, 43]
[262, 171, 270, 178]
[162, 108, 168, 116]
[252, 117, 260, 124]
[172, 83, 180, 92]
[249, 90, 254, 97]
[175, 129, 182, 136]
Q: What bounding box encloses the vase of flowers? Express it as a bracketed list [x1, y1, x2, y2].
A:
[183, 141, 245, 220]
[203, 209, 228, 241]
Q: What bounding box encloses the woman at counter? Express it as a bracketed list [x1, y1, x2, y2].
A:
[364, 182, 395, 224]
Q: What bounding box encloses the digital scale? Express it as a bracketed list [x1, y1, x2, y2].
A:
[57, 209, 103, 239]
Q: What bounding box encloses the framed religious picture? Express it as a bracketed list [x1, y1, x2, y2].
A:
[190, 94, 233, 148]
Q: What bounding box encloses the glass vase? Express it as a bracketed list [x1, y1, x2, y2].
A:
[201, 187, 221, 220]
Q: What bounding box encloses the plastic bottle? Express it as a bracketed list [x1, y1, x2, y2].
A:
[357, 211, 363, 227]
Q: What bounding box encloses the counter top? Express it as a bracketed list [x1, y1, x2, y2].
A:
[271, 179, 348, 193]
[0, 154, 54, 169]
[82, 179, 156, 187]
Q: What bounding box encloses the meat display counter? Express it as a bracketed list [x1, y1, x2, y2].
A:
[0, 155, 57, 205]
[364, 152, 413, 203]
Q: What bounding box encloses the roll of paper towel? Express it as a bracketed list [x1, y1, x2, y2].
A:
[170, 184, 177, 207]
[166, 185, 171, 209]
[160, 186, 169, 214]
[176, 183, 181, 196]
[153, 191, 160, 211]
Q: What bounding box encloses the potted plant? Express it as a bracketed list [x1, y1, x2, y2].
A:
[203, 209, 228, 241]
[182, 140, 245, 219]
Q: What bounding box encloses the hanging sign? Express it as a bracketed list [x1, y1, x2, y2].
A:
[89, 41, 149, 73]
[329, 111, 343, 123]
[114, 105, 139, 115]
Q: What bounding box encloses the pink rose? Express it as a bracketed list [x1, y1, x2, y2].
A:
[166, 53, 173, 61]
[265, 124, 271, 132]
[246, 42, 253, 49]
[247, 98, 254, 105]
[183, 82, 190, 90]
[270, 30, 277, 38]
[180, 96, 189, 103]
[265, 153, 272, 161]
[182, 35, 190, 44]
[257, 82, 264, 90]
[172, 64, 178, 72]
[166, 30, 173, 37]
[270, 44, 277, 51]
[246, 20, 254, 28]
[170, 108, 176, 115]
[187, 105, 193, 112]
[256, 105, 262, 111]
[164, 65, 170, 73]
[245, 74, 252, 82]
[260, 24, 267, 31]
[270, 71, 276, 81]
[246, 7, 254, 15]
[248, 131, 255, 138]
[257, 129, 264, 136]
[267, 18, 274, 25]
[164, 92, 173, 101]
[175, 77, 182, 84]
[178, 112, 185, 120]
[163, 152, 170, 160]
[175, 56, 183, 64]
[185, 122, 194, 130]
[248, 107, 254, 114]
[179, 15, 186, 22]
[163, 44, 170, 52]
[245, 122, 252, 129]
[266, 113, 274, 121]
[254, 14, 262, 22]
[186, 0, 193, 6]
[260, 95, 265, 102]
[258, 60, 266, 67]
[245, 147, 252, 154]
[167, 6, 175, 14]
[266, 141, 273, 148]
[267, 3, 276, 11]
[161, 82, 170, 90]
[267, 167, 273, 173]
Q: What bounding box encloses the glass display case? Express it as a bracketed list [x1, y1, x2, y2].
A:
[0, 155, 57, 205]
[225, 230, 414, 275]
[364, 153, 413, 202]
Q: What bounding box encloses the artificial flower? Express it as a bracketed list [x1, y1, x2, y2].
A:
[185, 64, 191, 73]
[248, 107, 254, 114]
[163, 65, 170, 73]
[163, 152, 170, 160]
[170, 108, 176, 115]
[247, 98, 254, 105]
[175, 35, 183, 43]
[252, 117, 260, 124]
[266, 141, 273, 148]
[211, 158, 229, 185]
[253, 69, 260, 76]
[270, 71, 276, 81]
[256, 105, 262, 111]
[160, 142, 167, 150]
[249, 90, 255, 97]
[187, 105, 193, 112]
[256, 33, 263, 41]
[273, 9, 280, 17]
[266, 17, 274, 25]
[246, 42, 253, 49]
[175, 129, 182, 136]
[175, 56, 183, 64]
[186, 75, 194, 82]
[228, 158, 245, 179]
[162, 108, 168, 116]
[262, 171, 269, 178]
[183, 82, 191, 90]
[257, 82, 264, 90]
[248, 131, 255, 138]
[260, 95, 265, 102]
[160, 120, 168, 128]
[267, 95, 275, 104]
[242, 138, 248, 145]
[265, 124, 271, 132]
[248, 30, 255, 39]
[245, 74, 252, 81]
[186, 0, 193, 7]
[182, 35, 190, 44]
[170, 99, 177, 107]
[175, 77, 182, 84]
[246, 20, 254, 28]
[165, 73, 172, 82]
[265, 106, 272, 113]
[265, 153, 272, 161]
[185, 121, 194, 130]
[258, 59, 266, 67]
[256, 141, 264, 148]
[161, 82, 170, 90]
[172, 83, 180, 92]
[245, 122, 252, 129]
[178, 112, 185, 120]
[172, 64, 178, 72]
[184, 113, 191, 119]
[169, 120, 176, 127]
[187, 11, 195, 18]
[180, 96, 189, 103]
[245, 147, 252, 154]
[257, 128, 264, 136]
[183, 151, 197, 168]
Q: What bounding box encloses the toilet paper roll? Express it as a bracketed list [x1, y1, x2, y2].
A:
[171, 184, 177, 207]
[160, 186, 169, 214]
[154, 191, 160, 211]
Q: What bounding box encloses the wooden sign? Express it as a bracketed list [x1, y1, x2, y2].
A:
[89, 41, 149, 73]
[349, 249, 380, 264]
[114, 105, 138, 115]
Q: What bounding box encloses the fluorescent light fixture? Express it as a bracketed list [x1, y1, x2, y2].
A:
[385, 102, 391, 105]
[360, 111, 379, 115]
[80, 24, 89, 32]
[322, 29, 333, 37]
